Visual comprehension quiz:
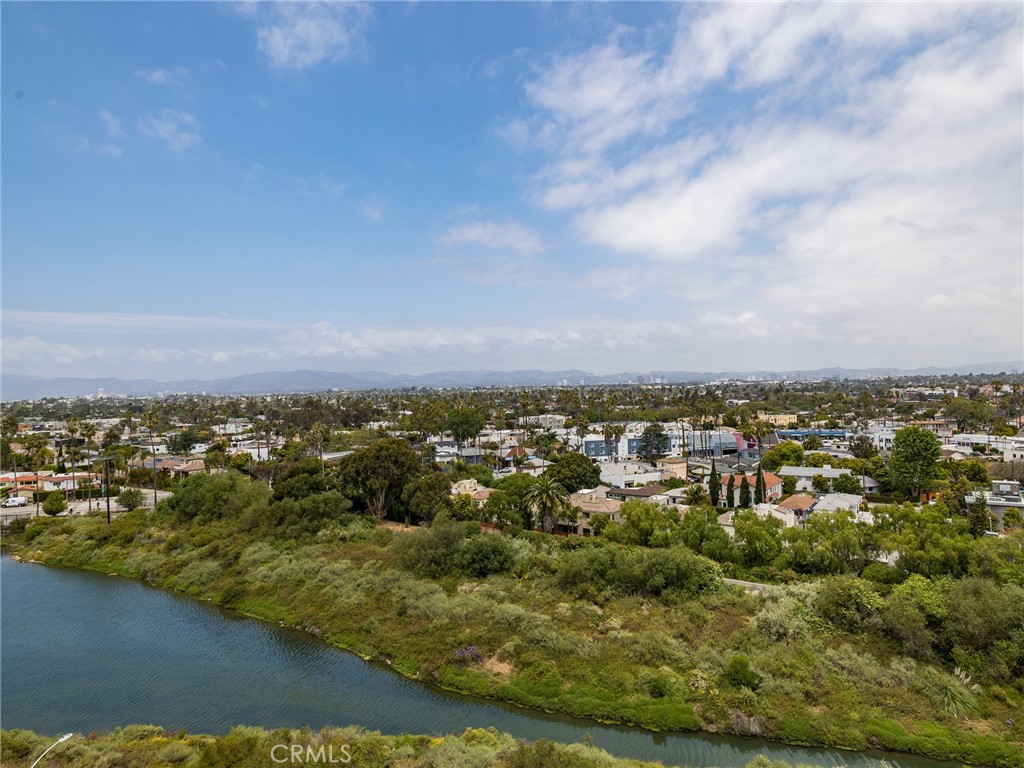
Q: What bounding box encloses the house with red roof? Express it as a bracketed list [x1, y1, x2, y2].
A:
[717, 472, 783, 508]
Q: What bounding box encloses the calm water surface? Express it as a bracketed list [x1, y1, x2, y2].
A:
[1, 556, 967, 768]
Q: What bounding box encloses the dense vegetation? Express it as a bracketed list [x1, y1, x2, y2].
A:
[1, 725, 666, 768]
[4, 467, 1022, 767]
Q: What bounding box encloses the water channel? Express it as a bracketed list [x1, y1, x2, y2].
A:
[1, 556, 967, 768]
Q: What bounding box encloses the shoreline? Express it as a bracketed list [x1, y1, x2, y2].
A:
[1, 550, 1008, 768]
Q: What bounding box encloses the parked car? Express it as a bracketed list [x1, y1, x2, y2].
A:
[2, 496, 29, 508]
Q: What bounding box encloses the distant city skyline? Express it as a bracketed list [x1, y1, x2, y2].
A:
[3, 3, 1021, 380]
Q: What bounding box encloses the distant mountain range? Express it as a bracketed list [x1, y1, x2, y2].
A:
[2, 362, 1021, 401]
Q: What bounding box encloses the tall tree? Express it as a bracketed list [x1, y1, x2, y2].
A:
[573, 416, 590, 453]
[102, 424, 123, 450]
[141, 409, 160, 508]
[524, 474, 571, 534]
[888, 425, 942, 500]
[726, 475, 736, 508]
[400, 472, 454, 525]
[446, 408, 486, 449]
[544, 452, 601, 493]
[602, 422, 615, 460]
[610, 424, 626, 463]
[338, 438, 422, 519]
[849, 434, 878, 459]
[65, 416, 81, 506]
[308, 422, 328, 476]
[739, 475, 751, 508]
[1, 415, 20, 490]
[968, 495, 992, 538]
[80, 422, 98, 511]
[637, 423, 669, 464]
[754, 466, 765, 505]
[22, 433, 52, 517]
[708, 460, 721, 507]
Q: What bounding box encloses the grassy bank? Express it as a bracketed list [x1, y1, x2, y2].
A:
[0, 724, 899, 768]
[0, 725, 639, 768]
[3, 504, 1022, 767]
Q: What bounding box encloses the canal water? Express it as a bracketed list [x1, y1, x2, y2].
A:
[0, 556, 964, 768]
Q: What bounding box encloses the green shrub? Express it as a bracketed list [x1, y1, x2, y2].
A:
[117, 488, 146, 511]
[394, 521, 465, 577]
[724, 655, 761, 690]
[813, 575, 882, 632]
[459, 534, 516, 577]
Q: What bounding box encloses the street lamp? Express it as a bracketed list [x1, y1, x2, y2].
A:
[30, 733, 74, 768]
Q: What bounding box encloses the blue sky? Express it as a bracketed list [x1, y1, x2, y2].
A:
[3, 2, 1022, 380]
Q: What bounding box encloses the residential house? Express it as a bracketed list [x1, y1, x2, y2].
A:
[600, 461, 662, 489]
[813, 493, 864, 514]
[606, 484, 667, 503]
[655, 457, 688, 481]
[777, 493, 816, 518]
[458, 447, 487, 466]
[716, 472, 783, 507]
[39, 473, 101, 493]
[567, 486, 623, 536]
[966, 480, 1024, 532]
[517, 414, 567, 430]
[717, 503, 797, 536]
[757, 412, 798, 427]
[778, 465, 879, 494]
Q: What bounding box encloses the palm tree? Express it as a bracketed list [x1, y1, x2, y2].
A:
[610, 424, 626, 463]
[1, 415, 20, 492]
[65, 416, 81, 506]
[80, 422, 97, 512]
[22, 433, 52, 517]
[309, 422, 328, 476]
[524, 474, 570, 534]
[574, 417, 590, 453]
[141, 409, 160, 509]
[602, 422, 615, 460]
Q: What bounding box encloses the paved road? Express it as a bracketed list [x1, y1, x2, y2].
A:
[1, 488, 172, 520]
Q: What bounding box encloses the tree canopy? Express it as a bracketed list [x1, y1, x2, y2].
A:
[338, 438, 423, 519]
[544, 452, 601, 493]
[636, 423, 670, 464]
[888, 426, 942, 500]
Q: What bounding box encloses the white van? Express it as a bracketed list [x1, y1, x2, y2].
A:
[2, 496, 29, 508]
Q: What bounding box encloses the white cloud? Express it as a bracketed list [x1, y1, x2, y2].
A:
[318, 174, 347, 195]
[439, 219, 545, 255]
[272, 319, 698, 360]
[134, 66, 188, 86]
[361, 196, 386, 223]
[2, 310, 290, 333]
[255, 2, 370, 70]
[47, 125, 123, 158]
[99, 109, 123, 138]
[243, 162, 265, 181]
[510, 4, 1022, 365]
[136, 109, 201, 153]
